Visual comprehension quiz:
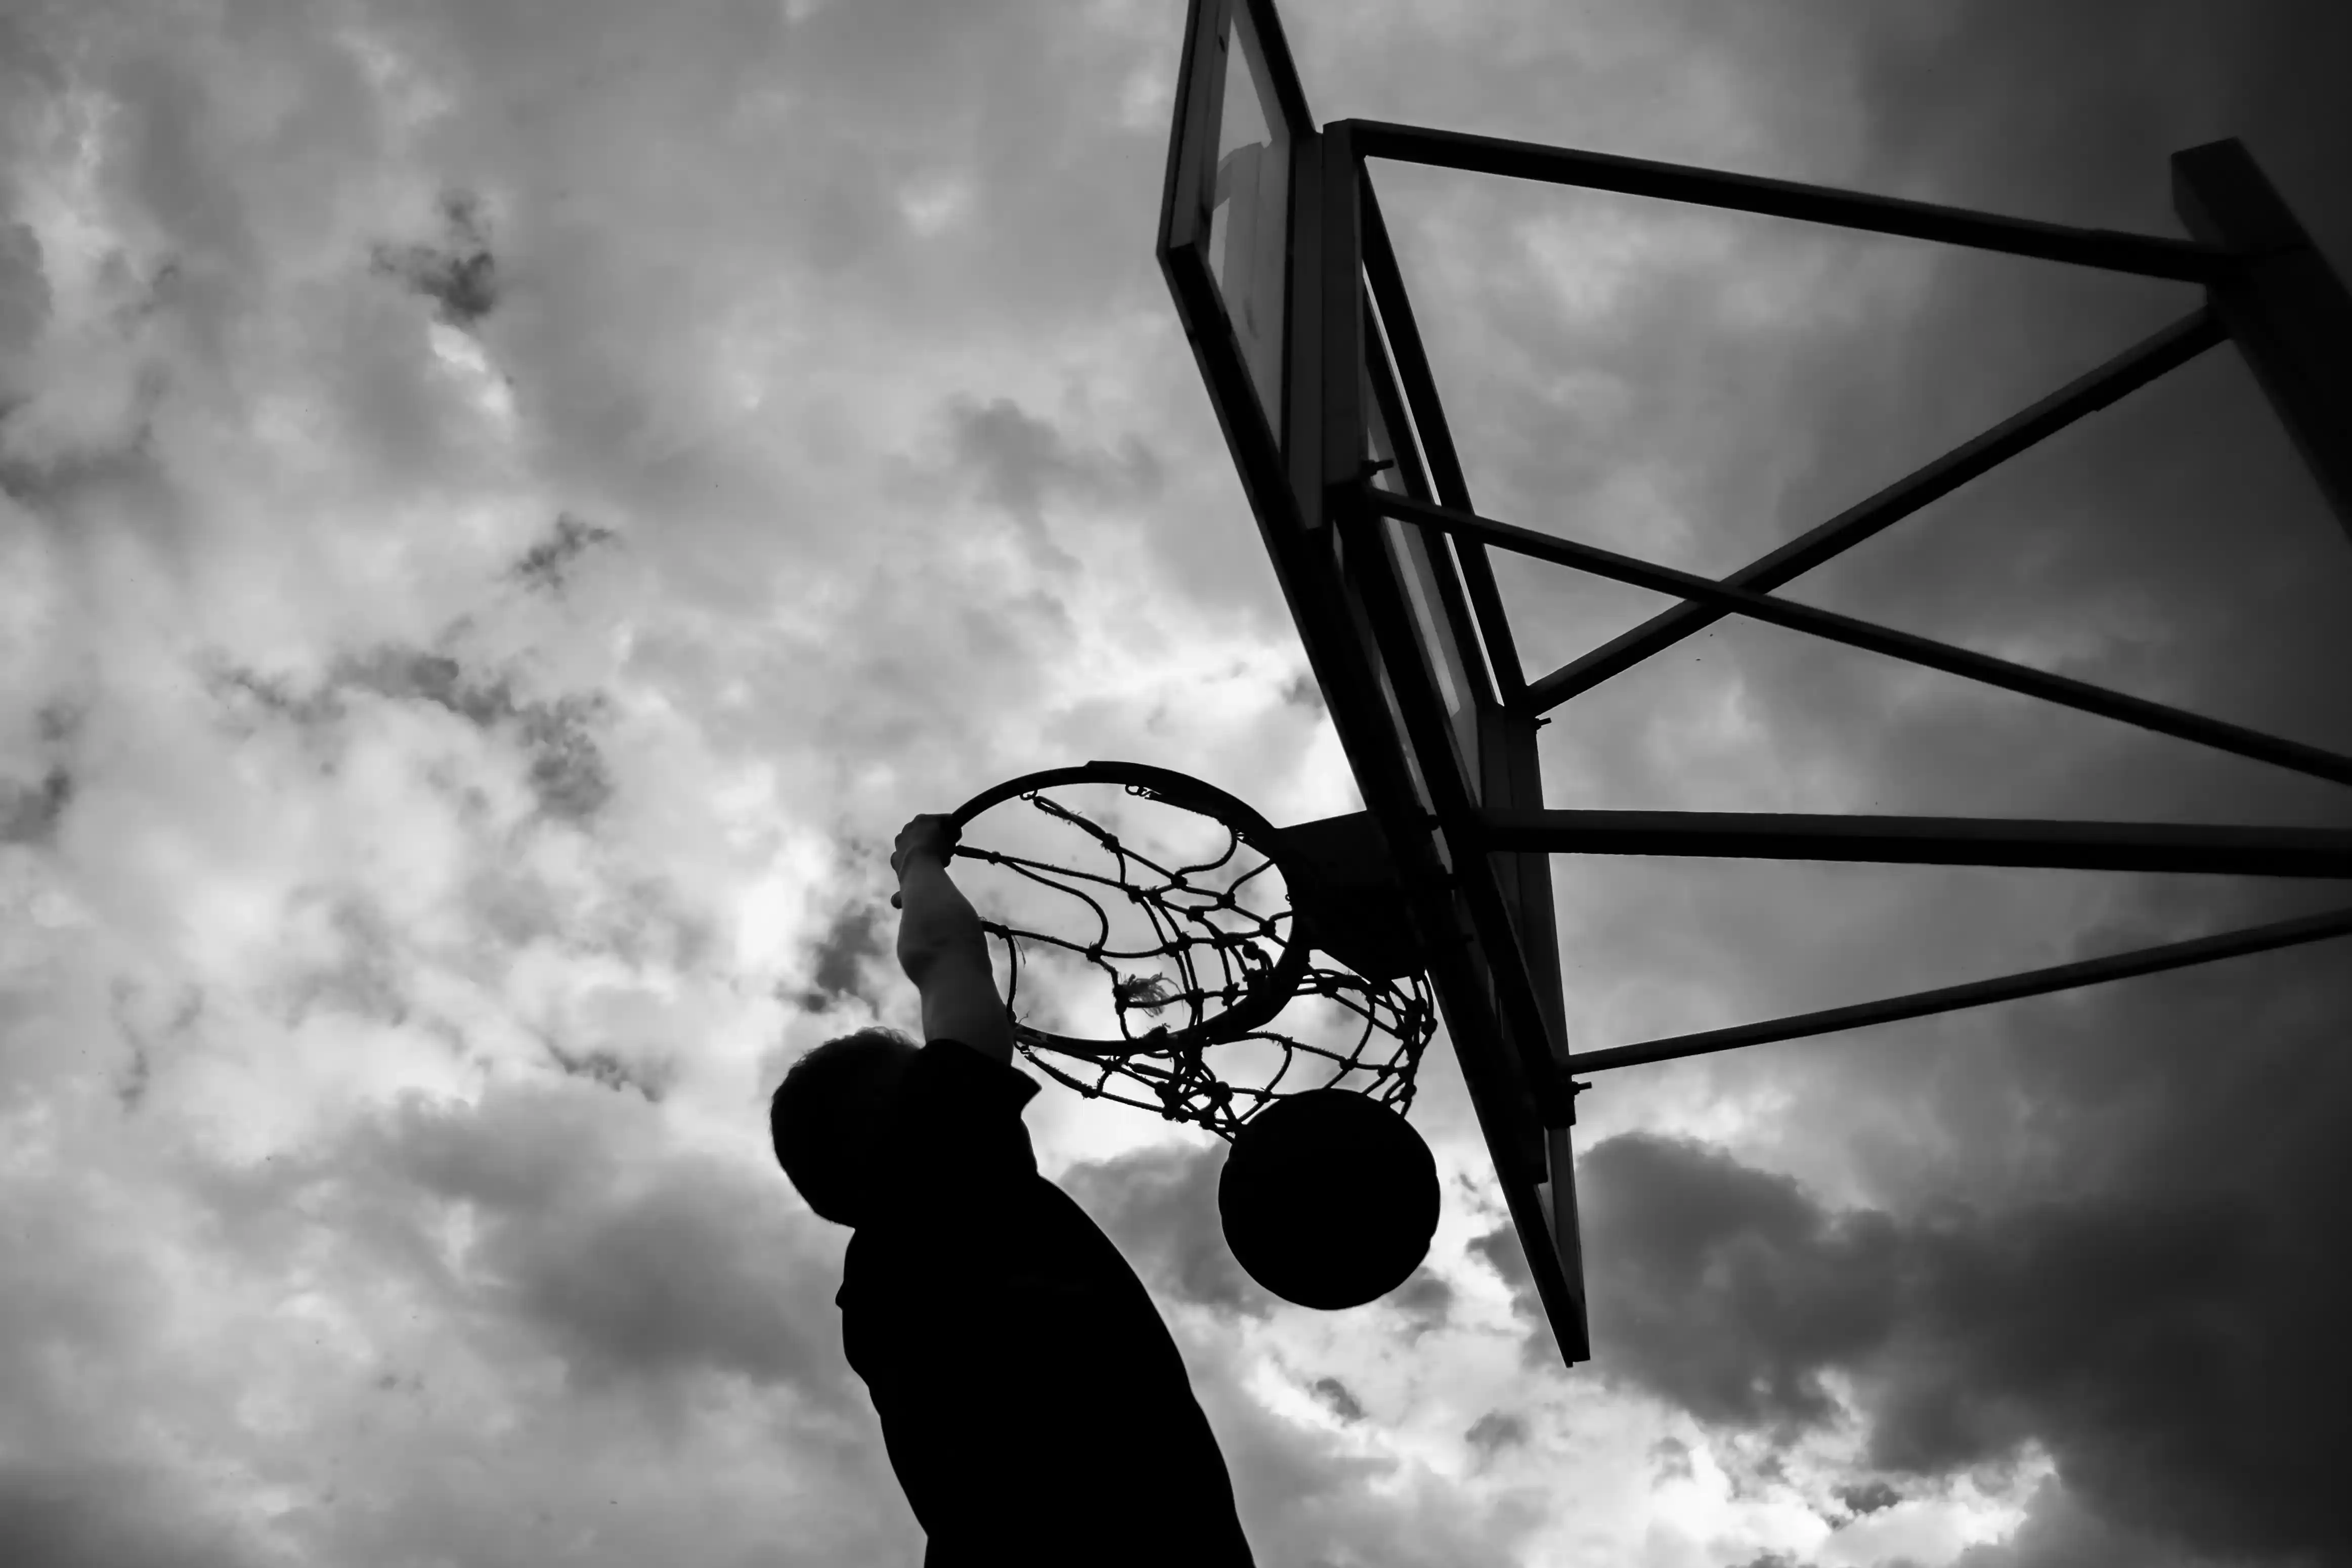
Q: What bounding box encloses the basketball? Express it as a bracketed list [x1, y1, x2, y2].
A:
[1218, 1088, 1440, 1310]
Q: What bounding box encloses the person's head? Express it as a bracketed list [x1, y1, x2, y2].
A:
[770, 1026, 921, 1227]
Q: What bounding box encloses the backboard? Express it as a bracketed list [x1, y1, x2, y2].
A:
[1157, 0, 1589, 1363]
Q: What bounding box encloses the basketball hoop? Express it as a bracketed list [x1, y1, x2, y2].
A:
[931, 759, 1444, 1309]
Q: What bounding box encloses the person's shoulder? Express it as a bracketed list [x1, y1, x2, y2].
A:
[876, 1041, 1044, 1181]
[908, 1037, 1041, 1106]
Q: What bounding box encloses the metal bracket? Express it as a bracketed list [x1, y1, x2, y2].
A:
[1541, 1074, 1590, 1128]
[1269, 810, 1431, 981]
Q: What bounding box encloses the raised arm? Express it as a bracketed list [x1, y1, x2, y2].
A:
[892, 814, 1015, 1067]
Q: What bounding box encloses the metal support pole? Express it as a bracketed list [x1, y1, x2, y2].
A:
[2173, 139, 2352, 540]
[1346, 119, 2232, 282]
[1360, 179, 1531, 706]
[1318, 127, 1591, 1361]
[1473, 809, 2352, 879]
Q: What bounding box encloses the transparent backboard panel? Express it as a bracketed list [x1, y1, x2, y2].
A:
[1365, 360, 1485, 805]
[1203, 6, 1290, 433]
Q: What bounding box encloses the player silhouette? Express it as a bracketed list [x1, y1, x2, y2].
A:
[771, 813, 1257, 1567]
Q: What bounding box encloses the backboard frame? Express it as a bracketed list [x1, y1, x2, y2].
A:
[1157, 0, 1591, 1365]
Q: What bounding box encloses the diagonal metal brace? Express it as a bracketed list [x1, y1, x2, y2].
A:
[1521, 307, 2227, 714]
[1367, 487, 2352, 788]
[1559, 903, 2352, 1075]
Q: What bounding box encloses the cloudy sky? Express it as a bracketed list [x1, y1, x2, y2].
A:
[3, 1, 2349, 1565]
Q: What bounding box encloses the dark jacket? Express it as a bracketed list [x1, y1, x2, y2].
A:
[838, 1040, 1257, 1567]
